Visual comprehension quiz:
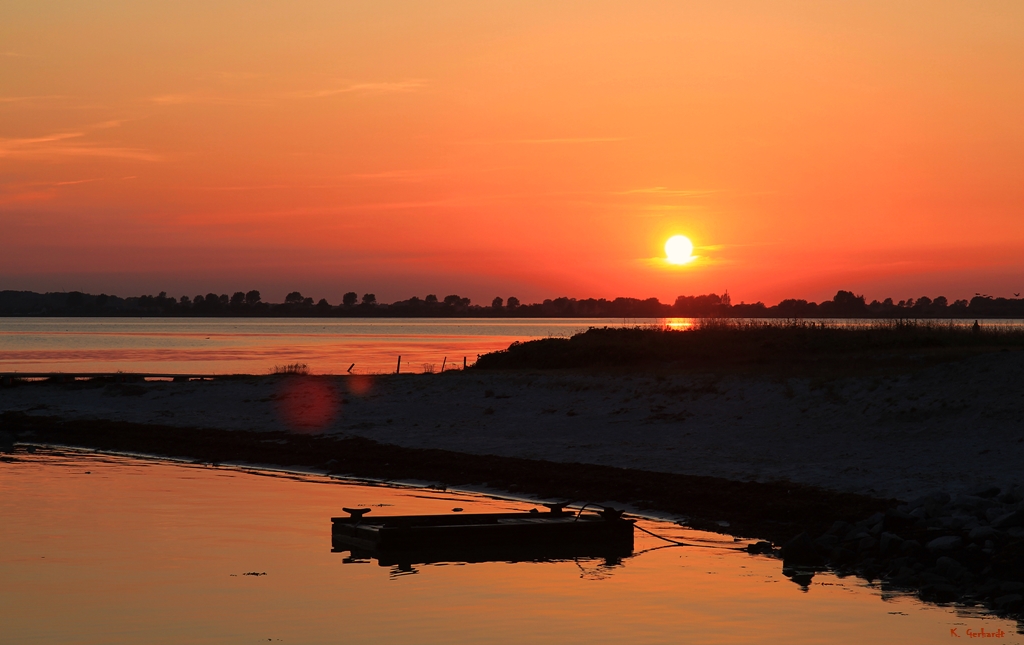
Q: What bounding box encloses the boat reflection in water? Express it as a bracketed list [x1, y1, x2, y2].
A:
[332, 503, 635, 572]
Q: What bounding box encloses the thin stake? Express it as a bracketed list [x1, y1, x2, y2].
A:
[396, 355, 401, 374]
[441, 357, 446, 372]
[347, 363, 355, 373]
[463, 356, 466, 369]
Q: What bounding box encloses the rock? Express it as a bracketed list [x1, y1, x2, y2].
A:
[746, 541, 774, 555]
[993, 594, 1023, 612]
[969, 526, 1000, 542]
[814, 534, 839, 551]
[883, 508, 914, 531]
[826, 520, 854, 537]
[992, 510, 1024, 529]
[920, 583, 959, 603]
[901, 539, 922, 555]
[985, 507, 1008, 523]
[953, 494, 993, 512]
[863, 512, 885, 527]
[891, 566, 917, 585]
[781, 532, 825, 567]
[935, 556, 965, 582]
[843, 528, 871, 543]
[969, 486, 1001, 499]
[998, 486, 1023, 505]
[879, 532, 904, 557]
[926, 536, 963, 553]
[857, 536, 878, 553]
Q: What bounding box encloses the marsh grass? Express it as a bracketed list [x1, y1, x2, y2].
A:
[271, 363, 310, 375]
[474, 319, 1024, 375]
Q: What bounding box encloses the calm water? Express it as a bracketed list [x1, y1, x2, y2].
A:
[2, 317, 1019, 376]
[0, 318, 659, 375]
[1, 450, 1019, 644]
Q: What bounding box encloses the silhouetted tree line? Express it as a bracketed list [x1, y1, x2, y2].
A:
[2, 288, 1024, 318]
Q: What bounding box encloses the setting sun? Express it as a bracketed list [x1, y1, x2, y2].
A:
[665, 235, 696, 265]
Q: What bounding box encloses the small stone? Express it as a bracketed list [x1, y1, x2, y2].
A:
[879, 532, 904, 556]
[993, 594, 1023, 611]
[969, 486, 1001, 499]
[901, 539, 922, 555]
[920, 583, 958, 603]
[992, 510, 1024, 529]
[926, 536, 963, 553]
[969, 526, 1000, 542]
[781, 532, 825, 567]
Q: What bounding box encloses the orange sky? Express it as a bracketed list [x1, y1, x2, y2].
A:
[3, 1, 1023, 305]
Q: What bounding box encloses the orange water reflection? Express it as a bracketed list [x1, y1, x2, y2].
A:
[1, 451, 1019, 644]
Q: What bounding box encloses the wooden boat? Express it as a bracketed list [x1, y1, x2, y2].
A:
[331, 503, 635, 565]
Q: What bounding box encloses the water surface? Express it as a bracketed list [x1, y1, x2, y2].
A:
[1, 450, 1018, 644]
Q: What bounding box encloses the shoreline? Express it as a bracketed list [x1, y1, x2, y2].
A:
[0, 411, 889, 544]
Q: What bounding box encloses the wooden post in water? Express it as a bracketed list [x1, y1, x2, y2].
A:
[441, 357, 447, 372]
[347, 363, 355, 373]
[463, 356, 467, 370]
[396, 355, 402, 374]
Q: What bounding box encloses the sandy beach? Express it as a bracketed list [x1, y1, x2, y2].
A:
[4, 349, 1023, 502]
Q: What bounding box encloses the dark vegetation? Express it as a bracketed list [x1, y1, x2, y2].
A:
[5, 288, 1024, 318]
[474, 320, 1024, 374]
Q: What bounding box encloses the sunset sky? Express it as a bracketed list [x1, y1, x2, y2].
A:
[3, 1, 1023, 305]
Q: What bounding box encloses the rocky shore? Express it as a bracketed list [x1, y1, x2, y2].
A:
[772, 487, 1024, 623]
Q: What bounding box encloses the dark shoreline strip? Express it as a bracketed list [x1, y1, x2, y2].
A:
[0, 411, 891, 543]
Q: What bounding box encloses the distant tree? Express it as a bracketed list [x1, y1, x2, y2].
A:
[205, 293, 219, 305]
[361, 293, 376, 305]
[218, 294, 229, 305]
[506, 296, 520, 309]
[492, 296, 503, 309]
[178, 295, 190, 305]
[425, 294, 438, 304]
[230, 292, 246, 306]
[245, 290, 261, 305]
[316, 298, 331, 311]
[285, 291, 304, 304]
[933, 296, 948, 308]
[303, 297, 314, 306]
[443, 294, 462, 306]
[914, 296, 932, 309]
[66, 291, 85, 308]
[96, 294, 110, 307]
[343, 292, 358, 306]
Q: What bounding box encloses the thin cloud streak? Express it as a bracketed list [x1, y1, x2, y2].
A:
[297, 80, 426, 98]
[0, 132, 161, 162]
[614, 187, 719, 196]
[462, 137, 629, 145]
[150, 80, 426, 106]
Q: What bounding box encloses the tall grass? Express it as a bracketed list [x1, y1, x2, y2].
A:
[474, 319, 1024, 372]
[272, 363, 310, 375]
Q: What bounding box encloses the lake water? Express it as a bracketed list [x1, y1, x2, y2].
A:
[0, 318, 658, 375]
[2, 317, 1019, 376]
[1, 449, 1019, 644]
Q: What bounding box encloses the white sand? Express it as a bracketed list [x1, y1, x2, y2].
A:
[3, 351, 1023, 501]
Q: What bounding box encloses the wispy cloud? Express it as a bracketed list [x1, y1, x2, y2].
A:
[0, 95, 67, 104]
[459, 136, 628, 145]
[614, 186, 718, 196]
[148, 93, 265, 106]
[0, 131, 161, 162]
[150, 80, 426, 106]
[1, 51, 31, 58]
[297, 80, 426, 98]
